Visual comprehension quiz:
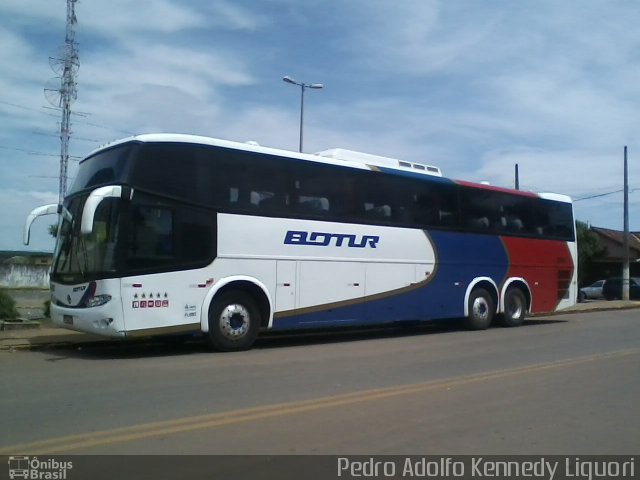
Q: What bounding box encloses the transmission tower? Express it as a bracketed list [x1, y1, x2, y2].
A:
[44, 0, 79, 204]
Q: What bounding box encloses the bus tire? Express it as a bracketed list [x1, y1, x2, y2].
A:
[466, 288, 494, 330]
[207, 291, 260, 351]
[500, 288, 527, 327]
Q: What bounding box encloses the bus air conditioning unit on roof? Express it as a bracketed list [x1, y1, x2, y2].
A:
[314, 148, 442, 177]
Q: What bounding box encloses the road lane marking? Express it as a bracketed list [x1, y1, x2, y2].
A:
[2, 348, 638, 454]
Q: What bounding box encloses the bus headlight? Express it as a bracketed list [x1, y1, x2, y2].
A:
[84, 294, 112, 308]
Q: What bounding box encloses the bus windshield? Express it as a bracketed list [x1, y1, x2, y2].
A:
[67, 143, 135, 195]
[53, 194, 121, 280]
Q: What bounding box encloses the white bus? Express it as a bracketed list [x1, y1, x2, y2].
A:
[25, 134, 577, 351]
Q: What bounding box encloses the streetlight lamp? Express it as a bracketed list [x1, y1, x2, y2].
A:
[283, 75, 323, 152]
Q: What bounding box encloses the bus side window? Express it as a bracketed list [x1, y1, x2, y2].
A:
[292, 171, 332, 216]
[504, 211, 524, 232]
[460, 189, 498, 232]
[179, 209, 215, 262]
[259, 194, 289, 214]
[535, 200, 574, 240]
[129, 206, 174, 258]
[414, 193, 441, 227]
[297, 196, 330, 215]
[364, 203, 392, 220]
[468, 216, 490, 230]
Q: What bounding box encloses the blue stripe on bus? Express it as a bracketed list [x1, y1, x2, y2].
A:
[375, 166, 455, 183]
[271, 231, 509, 330]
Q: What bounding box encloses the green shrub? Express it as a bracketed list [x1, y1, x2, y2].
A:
[0, 289, 19, 319]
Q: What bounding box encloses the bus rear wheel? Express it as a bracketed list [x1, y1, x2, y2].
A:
[466, 288, 495, 330]
[207, 291, 260, 351]
[500, 288, 527, 327]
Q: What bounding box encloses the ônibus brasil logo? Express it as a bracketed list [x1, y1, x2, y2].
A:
[8, 456, 73, 480]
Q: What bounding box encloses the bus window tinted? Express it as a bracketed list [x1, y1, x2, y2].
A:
[412, 182, 459, 228]
[128, 142, 574, 241]
[125, 193, 215, 271]
[69, 144, 134, 194]
[460, 188, 499, 231]
[497, 194, 535, 235]
[132, 144, 204, 204]
[535, 200, 574, 240]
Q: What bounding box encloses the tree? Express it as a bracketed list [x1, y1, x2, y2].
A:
[576, 220, 605, 286]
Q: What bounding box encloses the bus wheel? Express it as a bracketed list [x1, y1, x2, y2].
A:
[207, 291, 260, 351]
[466, 288, 494, 330]
[500, 288, 527, 327]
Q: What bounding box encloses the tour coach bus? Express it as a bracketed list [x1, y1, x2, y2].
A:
[25, 134, 577, 351]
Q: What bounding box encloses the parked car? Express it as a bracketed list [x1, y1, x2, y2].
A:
[602, 277, 640, 300]
[578, 279, 605, 302]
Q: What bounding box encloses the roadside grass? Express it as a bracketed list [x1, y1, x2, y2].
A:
[0, 289, 19, 319]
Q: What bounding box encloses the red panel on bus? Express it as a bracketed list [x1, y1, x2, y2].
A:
[455, 180, 539, 198]
[501, 237, 574, 313]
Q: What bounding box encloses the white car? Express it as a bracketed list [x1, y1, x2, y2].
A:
[578, 280, 605, 302]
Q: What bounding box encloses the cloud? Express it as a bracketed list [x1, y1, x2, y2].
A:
[71, 0, 267, 49]
[0, 0, 60, 23]
[80, 44, 254, 95]
[0, 189, 58, 251]
[342, 0, 504, 75]
[80, 1, 205, 35]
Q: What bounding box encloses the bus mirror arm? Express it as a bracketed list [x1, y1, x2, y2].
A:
[81, 185, 134, 235]
[24, 204, 59, 245]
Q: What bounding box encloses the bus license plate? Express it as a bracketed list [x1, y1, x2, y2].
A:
[63, 315, 73, 325]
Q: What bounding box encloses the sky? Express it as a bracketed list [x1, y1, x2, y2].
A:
[0, 0, 638, 252]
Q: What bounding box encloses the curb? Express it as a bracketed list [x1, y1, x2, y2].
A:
[0, 336, 113, 351]
[0, 319, 41, 331]
[535, 303, 640, 317]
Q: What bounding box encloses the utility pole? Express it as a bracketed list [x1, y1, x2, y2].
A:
[59, 0, 78, 204]
[45, 0, 79, 205]
[622, 146, 630, 300]
[514, 164, 520, 190]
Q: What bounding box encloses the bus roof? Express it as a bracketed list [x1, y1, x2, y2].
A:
[87, 133, 370, 172]
[88, 133, 444, 178]
[88, 133, 572, 203]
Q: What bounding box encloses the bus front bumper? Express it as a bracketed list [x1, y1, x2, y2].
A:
[51, 302, 126, 338]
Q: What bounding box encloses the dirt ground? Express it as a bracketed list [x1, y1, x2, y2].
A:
[5, 289, 50, 320]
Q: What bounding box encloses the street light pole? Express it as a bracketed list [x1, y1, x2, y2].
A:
[283, 75, 323, 152]
[623, 146, 630, 300]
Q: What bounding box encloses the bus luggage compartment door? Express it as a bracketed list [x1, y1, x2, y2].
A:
[275, 260, 296, 312]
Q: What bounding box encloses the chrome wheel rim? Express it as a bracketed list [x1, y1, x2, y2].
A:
[507, 298, 523, 319]
[219, 303, 250, 340]
[472, 297, 489, 321]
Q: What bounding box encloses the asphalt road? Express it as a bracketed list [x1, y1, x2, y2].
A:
[1, 309, 639, 456]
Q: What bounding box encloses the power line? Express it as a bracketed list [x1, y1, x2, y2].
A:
[0, 100, 42, 112]
[31, 130, 102, 143]
[78, 120, 135, 136]
[574, 189, 624, 201]
[575, 187, 639, 202]
[0, 100, 60, 118]
[1, 100, 87, 119]
[0, 145, 82, 160]
[1, 99, 136, 136]
[42, 105, 90, 117]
